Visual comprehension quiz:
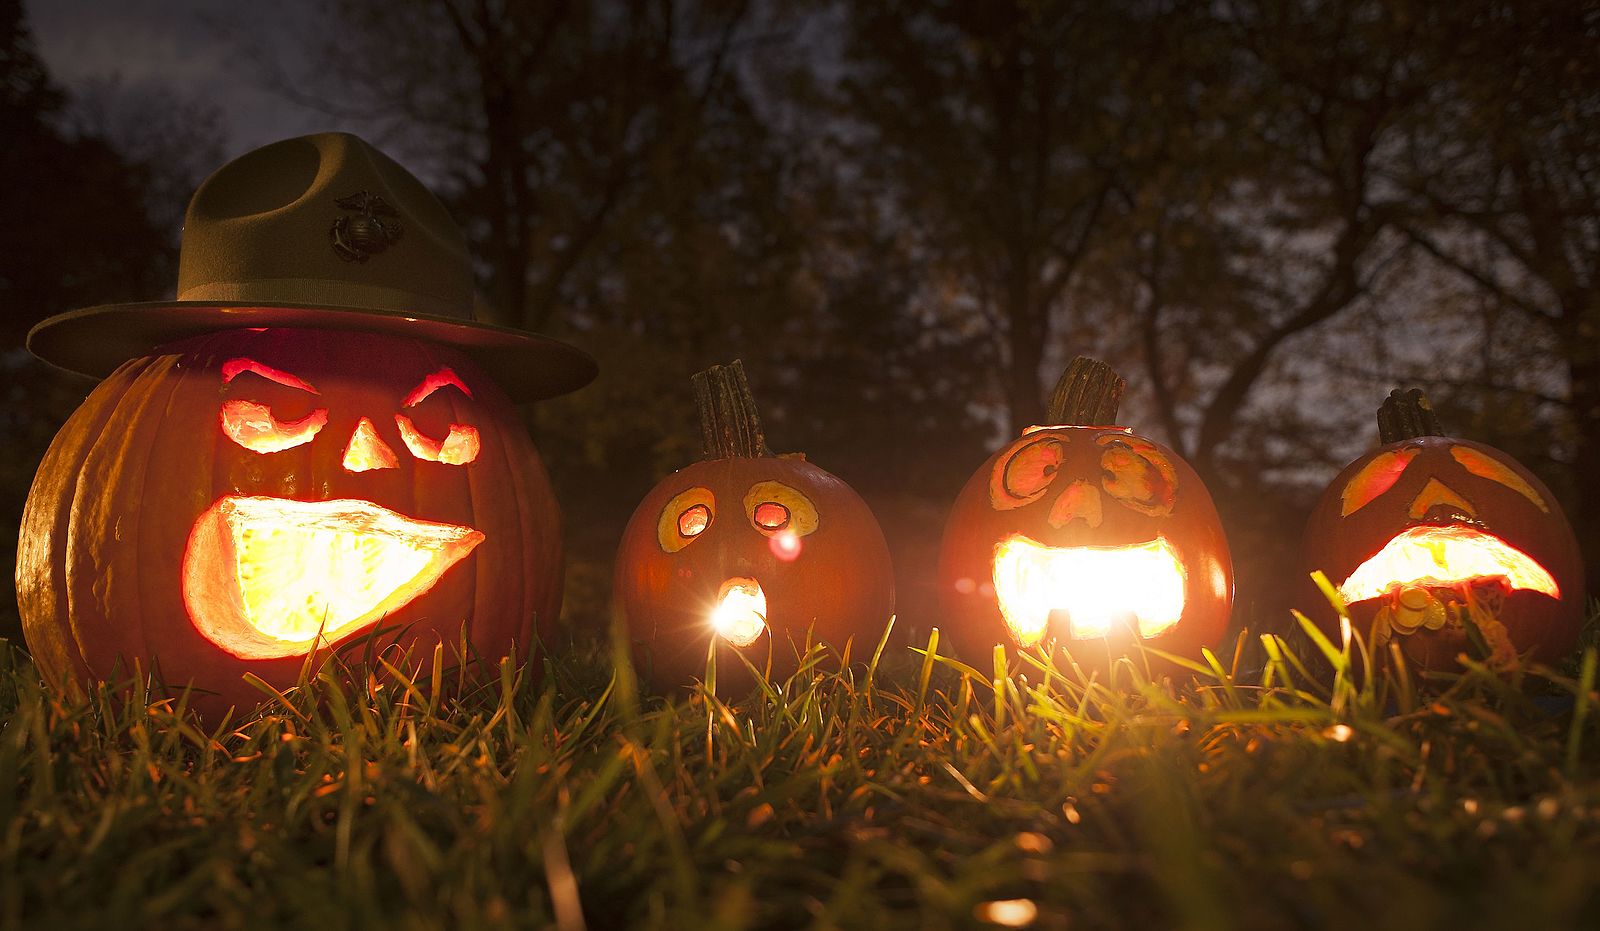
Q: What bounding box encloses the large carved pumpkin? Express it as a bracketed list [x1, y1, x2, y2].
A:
[939, 357, 1233, 670]
[614, 361, 894, 694]
[1303, 389, 1583, 670]
[16, 326, 562, 719]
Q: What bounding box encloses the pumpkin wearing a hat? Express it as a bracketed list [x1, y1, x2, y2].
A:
[15, 133, 596, 720]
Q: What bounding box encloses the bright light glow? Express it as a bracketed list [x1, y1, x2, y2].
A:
[343, 417, 399, 471]
[974, 898, 1038, 927]
[769, 529, 802, 562]
[1338, 524, 1559, 603]
[710, 577, 767, 647]
[991, 534, 1186, 646]
[183, 496, 483, 659]
[396, 414, 480, 465]
[221, 399, 328, 453]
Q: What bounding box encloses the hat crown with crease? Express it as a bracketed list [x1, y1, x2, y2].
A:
[177, 132, 470, 317]
[28, 132, 596, 401]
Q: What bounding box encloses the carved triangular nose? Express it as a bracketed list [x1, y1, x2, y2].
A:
[342, 417, 399, 472]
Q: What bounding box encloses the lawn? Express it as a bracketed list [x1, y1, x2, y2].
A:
[4, 606, 1600, 930]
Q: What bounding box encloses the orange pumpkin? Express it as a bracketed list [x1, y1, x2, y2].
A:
[614, 361, 894, 693]
[938, 357, 1233, 670]
[16, 326, 562, 720]
[1302, 389, 1583, 670]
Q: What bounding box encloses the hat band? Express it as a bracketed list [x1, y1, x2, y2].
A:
[178, 278, 469, 321]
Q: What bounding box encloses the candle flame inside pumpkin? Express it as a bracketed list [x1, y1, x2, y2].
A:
[991, 535, 1186, 647]
[1337, 524, 1559, 603]
[711, 577, 767, 647]
[183, 496, 483, 659]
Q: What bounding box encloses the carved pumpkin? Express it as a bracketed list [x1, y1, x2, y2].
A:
[1303, 389, 1583, 670]
[16, 326, 563, 719]
[938, 357, 1233, 670]
[16, 133, 593, 723]
[614, 361, 894, 693]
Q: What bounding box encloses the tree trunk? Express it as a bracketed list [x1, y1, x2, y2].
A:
[1565, 304, 1600, 594]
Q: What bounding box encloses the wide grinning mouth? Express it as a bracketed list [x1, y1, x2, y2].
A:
[1337, 524, 1559, 604]
[183, 496, 484, 659]
[991, 534, 1187, 647]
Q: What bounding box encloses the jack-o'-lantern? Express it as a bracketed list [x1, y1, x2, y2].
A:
[1303, 389, 1582, 670]
[938, 357, 1233, 670]
[16, 133, 596, 722]
[614, 361, 894, 694]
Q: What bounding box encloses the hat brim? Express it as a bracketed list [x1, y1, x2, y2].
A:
[28, 301, 598, 402]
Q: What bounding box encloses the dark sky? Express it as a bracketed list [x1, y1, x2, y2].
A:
[29, 0, 339, 157]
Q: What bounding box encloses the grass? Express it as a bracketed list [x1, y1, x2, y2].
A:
[4, 603, 1600, 930]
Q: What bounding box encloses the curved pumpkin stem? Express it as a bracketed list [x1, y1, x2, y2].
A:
[1378, 388, 1445, 444]
[693, 359, 769, 459]
[1046, 356, 1126, 426]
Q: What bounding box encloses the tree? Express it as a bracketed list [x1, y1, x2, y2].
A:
[1383, 0, 1600, 587]
[0, 0, 203, 641]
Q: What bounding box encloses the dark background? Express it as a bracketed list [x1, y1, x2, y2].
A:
[4, 0, 1596, 651]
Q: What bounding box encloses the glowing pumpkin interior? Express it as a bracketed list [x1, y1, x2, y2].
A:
[992, 534, 1186, 647]
[711, 577, 768, 648]
[1337, 524, 1560, 604]
[183, 496, 484, 660]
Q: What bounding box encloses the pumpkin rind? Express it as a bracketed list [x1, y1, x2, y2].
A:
[16, 327, 562, 721]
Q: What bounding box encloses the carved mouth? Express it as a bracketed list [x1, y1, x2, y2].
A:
[991, 534, 1186, 647]
[183, 496, 484, 659]
[710, 577, 767, 647]
[1337, 524, 1559, 603]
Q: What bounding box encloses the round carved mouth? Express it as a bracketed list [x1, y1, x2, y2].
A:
[1337, 524, 1559, 605]
[991, 534, 1187, 647]
[182, 495, 484, 659]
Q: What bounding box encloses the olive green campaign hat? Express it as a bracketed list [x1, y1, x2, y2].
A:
[27, 132, 596, 401]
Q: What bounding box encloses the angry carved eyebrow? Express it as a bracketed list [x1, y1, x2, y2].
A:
[221, 358, 319, 394]
[402, 368, 474, 407]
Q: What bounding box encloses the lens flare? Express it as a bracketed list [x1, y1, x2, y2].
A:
[1337, 524, 1559, 603]
[711, 577, 767, 647]
[991, 534, 1186, 646]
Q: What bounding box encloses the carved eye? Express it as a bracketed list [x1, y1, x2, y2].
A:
[990, 437, 1067, 509]
[753, 501, 790, 531]
[395, 415, 481, 465]
[1341, 447, 1419, 516]
[658, 487, 715, 553]
[396, 367, 480, 465]
[678, 503, 712, 537]
[1098, 435, 1178, 516]
[222, 400, 329, 453]
[745, 481, 819, 537]
[220, 357, 327, 454]
[1450, 445, 1549, 512]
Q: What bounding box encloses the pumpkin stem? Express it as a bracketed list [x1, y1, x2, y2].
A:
[693, 360, 768, 459]
[1046, 356, 1126, 426]
[1377, 388, 1445, 443]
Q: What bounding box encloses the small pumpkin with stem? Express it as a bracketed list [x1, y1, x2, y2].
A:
[938, 356, 1233, 671]
[1302, 388, 1583, 670]
[613, 361, 895, 693]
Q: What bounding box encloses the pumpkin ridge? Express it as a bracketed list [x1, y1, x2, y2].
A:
[69, 355, 187, 682]
[15, 361, 151, 690]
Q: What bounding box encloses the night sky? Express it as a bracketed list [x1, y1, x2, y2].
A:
[30, 0, 349, 157]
